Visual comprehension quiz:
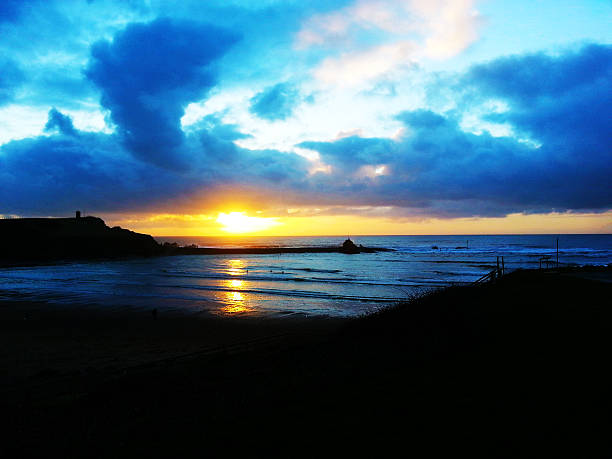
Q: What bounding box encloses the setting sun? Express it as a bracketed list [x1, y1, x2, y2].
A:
[216, 212, 280, 234]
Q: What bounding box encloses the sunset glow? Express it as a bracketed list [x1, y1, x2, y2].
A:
[216, 212, 280, 234]
[110, 210, 612, 237]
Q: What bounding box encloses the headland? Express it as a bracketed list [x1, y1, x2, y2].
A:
[0, 214, 160, 263]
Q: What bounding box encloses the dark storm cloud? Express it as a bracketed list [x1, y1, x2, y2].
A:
[44, 108, 78, 136]
[462, 43, 611, 103]
[85, 18, 239, 168]
[300, 44, 612, 217]
[189, 113, 252, 142]
[249, 82, 301, 121]
[299, 136, 396, 173]
[461, 43, 612, 155]
[195, 119, 309, 185]
[0, 58, 24, 106]
[0, 132, 182, 214]
[0, 109, 308, 215]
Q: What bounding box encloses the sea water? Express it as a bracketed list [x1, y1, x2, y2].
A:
[0, 235, 610, 317]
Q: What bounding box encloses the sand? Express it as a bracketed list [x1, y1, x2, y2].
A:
[0, 300, 343, 397]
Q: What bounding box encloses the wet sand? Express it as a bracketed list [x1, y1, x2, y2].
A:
[1, 267, 611, 457]
[0, 300, 344, 395]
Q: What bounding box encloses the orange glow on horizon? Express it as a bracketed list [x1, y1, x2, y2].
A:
[107, 210, 612, 236]
[216, 212, 280, 234]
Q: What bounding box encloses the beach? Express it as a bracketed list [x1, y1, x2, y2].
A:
[2, 266, 611, 457]
[0, 300, 343, 396]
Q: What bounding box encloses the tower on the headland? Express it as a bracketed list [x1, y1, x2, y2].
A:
[76, 210, 81, 219]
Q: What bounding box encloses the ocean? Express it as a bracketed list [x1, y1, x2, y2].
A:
[1, 234, 610, 317]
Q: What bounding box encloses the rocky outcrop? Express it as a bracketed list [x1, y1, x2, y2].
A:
[0, 216, 161, 262]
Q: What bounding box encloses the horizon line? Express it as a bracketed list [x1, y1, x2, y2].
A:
[152, 232, 612, 238]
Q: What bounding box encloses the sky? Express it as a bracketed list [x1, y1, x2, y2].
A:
[0, 0, 611, 235]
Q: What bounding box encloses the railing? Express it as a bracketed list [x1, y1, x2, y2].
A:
[539, 256, 559, 269]
[473, 269, 498, 285]
[473, 256, 505, 285]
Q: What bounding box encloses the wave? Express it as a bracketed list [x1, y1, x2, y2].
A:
[160, 269, 365, 283]
[152, 283, 403, 303]
[156, 270, 462, 288]
[293, 267, 342, 273]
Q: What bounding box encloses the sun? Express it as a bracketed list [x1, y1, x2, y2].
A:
[216, 212, 280, 234]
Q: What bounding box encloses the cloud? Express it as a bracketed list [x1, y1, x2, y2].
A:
[299, 44, 612, 216]
[0, 58, 24, 106]
[190, 113, 252, 142]
[0, 109, 309, 215]
[0, 133, 181, 215]
[296, 0, 415, 47]
[461, 44, 612, 153]
[300, 0, 481, 85]
[298, 0, 480, 49]
[462, 43, 611, 102]
[249, 82, 301, 121]
[4, 44, 609, 219]
[44, 108, 78, 136]
[299, 136, 396, 174]
[85, 18, 239, 168]
[455, 43, 612, 174]
[314, 41, 416, 86]
[416, 0, 481, 59]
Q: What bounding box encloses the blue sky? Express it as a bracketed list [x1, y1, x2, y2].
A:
[0, 0, 610, 233]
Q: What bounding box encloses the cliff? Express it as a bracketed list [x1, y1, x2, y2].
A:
[0, 216, 161, 262]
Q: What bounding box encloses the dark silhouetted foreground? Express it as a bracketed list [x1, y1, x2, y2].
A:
[0, 215, 160, 262]
[1, 267, 611, 457]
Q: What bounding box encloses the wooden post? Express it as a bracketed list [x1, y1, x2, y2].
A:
[556, 237, 559, 268]
[502, 256, 505, 275]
